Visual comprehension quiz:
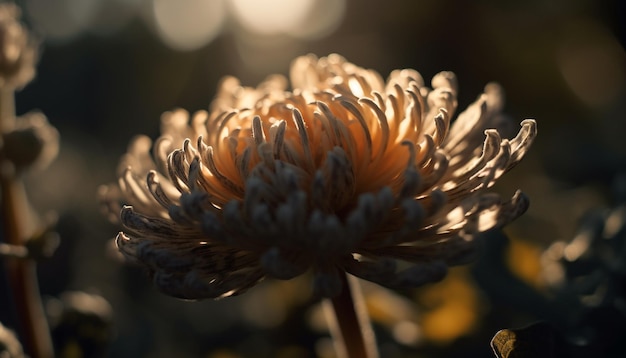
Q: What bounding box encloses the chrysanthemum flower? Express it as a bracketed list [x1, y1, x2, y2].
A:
[101, 54, 536, 299]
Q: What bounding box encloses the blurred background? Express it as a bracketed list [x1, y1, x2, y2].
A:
[2, 0, 625, 356]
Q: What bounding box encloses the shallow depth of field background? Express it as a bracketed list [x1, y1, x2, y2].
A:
[2, 0, 625, 357]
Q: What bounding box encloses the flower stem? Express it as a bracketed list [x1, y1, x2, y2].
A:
[0, 88, 54, 358]
[326, 273, 378, 358]
[0, 88, 15, 131]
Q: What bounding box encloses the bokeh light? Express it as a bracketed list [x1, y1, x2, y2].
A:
[86, 0, 141, 36]
[287, 0, 346, 40]
[151, 0, 226, 51]
[227, 0, 347, 75]
[24, 0, 99, 42]
[228, 0, 346, 40]
[506, 237, 544, 289]
[417, 268, 481, 344]
[557, 20, 626, 109]
[228, 0, 315, 36]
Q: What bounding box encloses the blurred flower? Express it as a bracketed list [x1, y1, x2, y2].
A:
[101, 54, 537, 299]
[0, 5, 55, 173]
[0, 321, 25, 358]
[0, 3, 37, 89]
[1, 111, 59, 173]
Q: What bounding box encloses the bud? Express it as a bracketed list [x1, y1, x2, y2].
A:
[0, 4, 37, 89]
[1, 111, 59, 172]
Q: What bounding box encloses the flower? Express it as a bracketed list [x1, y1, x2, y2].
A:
[101, 54, 537, 299]
[0, 3, 37, 89]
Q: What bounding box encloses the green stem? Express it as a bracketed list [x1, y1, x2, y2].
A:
[326, 273, 378, 358]
[1, 87, 54, 358]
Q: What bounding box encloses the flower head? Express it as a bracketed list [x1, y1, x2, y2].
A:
[101, 54, 537, 299]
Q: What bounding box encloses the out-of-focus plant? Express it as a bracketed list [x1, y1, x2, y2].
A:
[46, 291, 114, 358]
[0, 3, 59, 357]
[490, 174, 626, 358]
